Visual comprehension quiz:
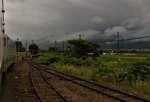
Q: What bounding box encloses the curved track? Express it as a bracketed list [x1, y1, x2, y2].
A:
[32, 63, 150, 102]
[29, 67, 68, 102]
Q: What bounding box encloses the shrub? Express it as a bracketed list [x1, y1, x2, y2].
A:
[68, 39, 100, 56]
[51, 63, 95, 80]
[82, 57, 100, 67]
[125, 60, 150, 81]
[89, 65, 116, 82]
[37, 54, 62, 65]
[60, 57, 84, 66]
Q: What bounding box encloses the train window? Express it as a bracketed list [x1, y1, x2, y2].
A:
[4, 37, 6, 46]
[7, 37, 9, 43]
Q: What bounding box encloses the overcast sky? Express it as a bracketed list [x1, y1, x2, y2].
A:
[4, 0, 150, 41]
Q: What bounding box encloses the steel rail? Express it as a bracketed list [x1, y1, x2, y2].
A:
[39, 70, 69, 102]
[30, 66, 68, 102]
[33, 64, 150, 102]
[29, 68, 43, 102]
[33, 65, 126, 102]
[45, 67, 150, 102]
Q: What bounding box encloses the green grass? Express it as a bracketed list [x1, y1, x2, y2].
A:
[36, 53, 150, 97]
[17, 52, 31, 60]
[51, 63, 96, 80]
[98, 54, 146, 63]
[97, 54, 148, 73]
[16, 73, 28, 94]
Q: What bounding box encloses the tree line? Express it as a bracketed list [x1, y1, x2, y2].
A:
[15, 41, 39, 55]
[16, 39, 101, 56]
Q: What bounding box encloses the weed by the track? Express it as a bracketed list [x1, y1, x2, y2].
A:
[36, 53, 150, 97]
[16, 73, 28, 94]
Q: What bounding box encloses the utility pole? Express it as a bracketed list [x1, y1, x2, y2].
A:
[55, 40, 57, 53]
[117, 32, 120, 54]
[32, 40, 34, 44]
[109, 40, 112, 54]
[77, 34, 84, 40]
[62, 41, 65, 52]
[17, 38, 19, 60]
[25, 41, 27, 57]
[79, 34, 82, 40]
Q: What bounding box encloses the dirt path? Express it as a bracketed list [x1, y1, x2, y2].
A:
[0, 60, 33, 102]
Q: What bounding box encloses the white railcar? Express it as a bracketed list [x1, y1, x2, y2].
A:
[0, 0, 16, 85]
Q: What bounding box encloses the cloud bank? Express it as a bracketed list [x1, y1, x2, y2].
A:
[4, 0, 150, 42]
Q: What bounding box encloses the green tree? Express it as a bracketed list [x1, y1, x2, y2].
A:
[127, 60, 150, 81]
[15, 41, 26, 52]
[29, 44, 39, 54]
[48, 46, 56, 52]
[68, 39, 100, 56]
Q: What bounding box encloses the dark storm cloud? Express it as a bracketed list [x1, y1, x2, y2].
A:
[4, 0, 150, 41]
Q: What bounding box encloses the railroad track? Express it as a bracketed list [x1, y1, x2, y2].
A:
[29, 67, 68, 102]
[32, 63, 150, 102]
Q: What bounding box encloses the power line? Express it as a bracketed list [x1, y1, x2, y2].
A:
[98, 35, 150, 43]
[119, 36, 150, 42]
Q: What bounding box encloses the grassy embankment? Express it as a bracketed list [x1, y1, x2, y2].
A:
[36, 53, 150, 97]
[16, 52, 31, 60]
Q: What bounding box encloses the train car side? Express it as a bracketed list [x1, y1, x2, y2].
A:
[0, 0, 16, 86]
[3, 35, 16, 72]
[0, 35, 16, 85]
[0, 33, 3, 85]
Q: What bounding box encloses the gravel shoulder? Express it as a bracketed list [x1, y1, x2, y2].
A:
[0, 60, 119, 102]
[0, 60, 32, 102]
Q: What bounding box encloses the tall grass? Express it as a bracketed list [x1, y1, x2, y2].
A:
[51, 63, 97, 80]
[36, 53, 150, 97]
